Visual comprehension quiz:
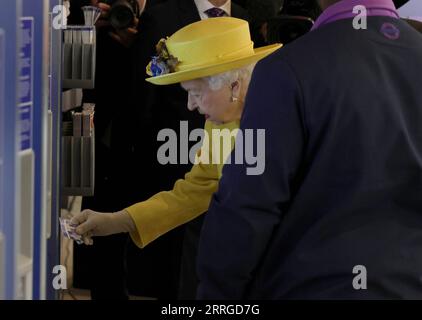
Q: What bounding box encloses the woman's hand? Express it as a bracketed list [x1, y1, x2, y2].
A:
[70, 209, 136, 245]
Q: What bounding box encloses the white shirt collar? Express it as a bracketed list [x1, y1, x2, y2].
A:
[194, 0, 232, 19]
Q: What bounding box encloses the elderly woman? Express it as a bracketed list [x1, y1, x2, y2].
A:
[72, 17, 281, 247]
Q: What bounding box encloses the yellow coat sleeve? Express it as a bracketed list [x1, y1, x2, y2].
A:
[125, 122, 219, 248]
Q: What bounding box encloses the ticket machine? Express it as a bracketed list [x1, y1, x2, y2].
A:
[0, 0, 61, 300]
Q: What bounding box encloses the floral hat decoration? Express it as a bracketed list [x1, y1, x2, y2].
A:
[146, 38, 180, 77]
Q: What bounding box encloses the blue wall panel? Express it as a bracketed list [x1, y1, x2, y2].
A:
[0, 0, 21, 300]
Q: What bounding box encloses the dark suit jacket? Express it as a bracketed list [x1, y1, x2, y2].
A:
[198, 16, 422, 299]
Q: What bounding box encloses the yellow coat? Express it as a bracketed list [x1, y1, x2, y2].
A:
[126, 120, 240, 248]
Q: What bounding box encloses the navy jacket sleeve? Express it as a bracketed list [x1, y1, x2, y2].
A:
[197, 53, 308, 299]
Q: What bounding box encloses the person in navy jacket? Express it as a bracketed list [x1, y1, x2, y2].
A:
[197, 0, 422, 299]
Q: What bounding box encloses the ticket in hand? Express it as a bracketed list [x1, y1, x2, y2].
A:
[59, 218, 83, 244]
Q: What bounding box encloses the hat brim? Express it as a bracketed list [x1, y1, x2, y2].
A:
[145, 43, 282, 85]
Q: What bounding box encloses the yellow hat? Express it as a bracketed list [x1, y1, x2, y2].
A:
[146, 17, 282, 85]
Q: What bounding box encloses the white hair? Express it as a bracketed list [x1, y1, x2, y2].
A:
[205, 63, 256, 91]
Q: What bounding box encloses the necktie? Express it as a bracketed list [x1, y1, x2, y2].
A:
[204, 7, 227, 18]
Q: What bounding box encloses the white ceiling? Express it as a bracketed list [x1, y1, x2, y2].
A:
[398, 0, 422, 20]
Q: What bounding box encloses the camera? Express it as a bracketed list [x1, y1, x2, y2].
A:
[101, 0, 141, 30]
